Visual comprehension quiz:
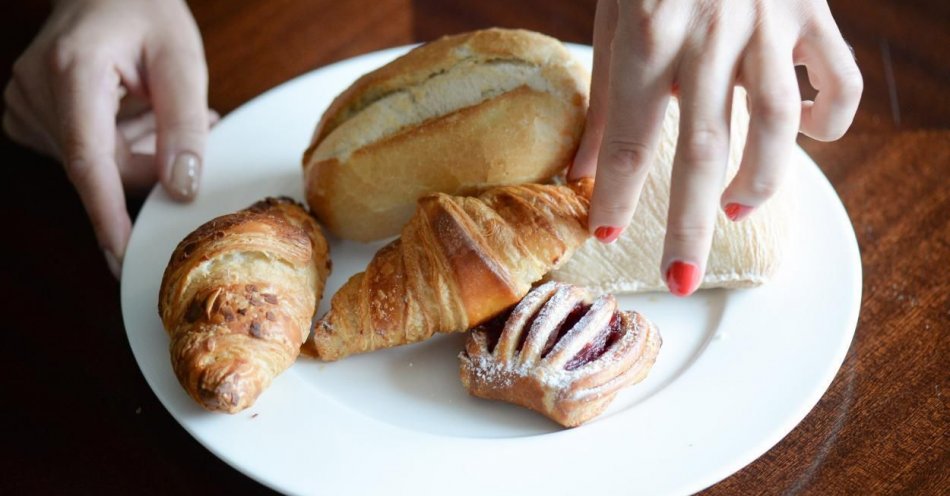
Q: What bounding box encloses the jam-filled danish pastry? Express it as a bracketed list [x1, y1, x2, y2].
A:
[459, 281, 661, 427]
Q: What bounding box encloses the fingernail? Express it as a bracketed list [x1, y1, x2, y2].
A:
[724, 203, 753, 222]
[170, 152, 200, 200]
[594, 226, 623, 244]
[666, 261, 700, 297]
[103, 250, 122, 279]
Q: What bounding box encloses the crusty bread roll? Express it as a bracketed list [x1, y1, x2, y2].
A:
[303, 28, 589, 242]
[550, 88, 794, 293]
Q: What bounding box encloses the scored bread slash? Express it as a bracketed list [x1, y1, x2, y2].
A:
[302, 28, 589, 242]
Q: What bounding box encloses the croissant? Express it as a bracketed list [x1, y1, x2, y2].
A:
[158, 198, 330, 413]
[304, 180, 593, 361]
[459, 281, 662, 427]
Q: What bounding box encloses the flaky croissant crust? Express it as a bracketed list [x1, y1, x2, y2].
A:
[158, 197, 329, 413]
[459, 281, 662, 427]
[304, 180, 593, 361]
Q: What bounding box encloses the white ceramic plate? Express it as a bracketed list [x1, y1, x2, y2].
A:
[121, 44, 861, 496]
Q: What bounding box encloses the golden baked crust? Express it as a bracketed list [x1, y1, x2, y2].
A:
[303, 180, 593, 361]
[307, 28, 586, 145]
[459, 281, 662, 427]
[158, 198, 330, 413]
[302, 28, 589, 241]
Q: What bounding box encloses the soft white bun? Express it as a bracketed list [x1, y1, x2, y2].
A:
[550, 88, 794, 293]
[303, 28, 589, 242]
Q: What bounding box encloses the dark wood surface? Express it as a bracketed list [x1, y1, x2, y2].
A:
[1, 1, 947, 494]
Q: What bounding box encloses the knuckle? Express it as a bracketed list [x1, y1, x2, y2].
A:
[162, 116, 208, 139]
[618, 4, 665, 61]
[679, 126, 729, 167]
[666, 221, 715, 245]
[154, 43, 207, 73]
[47, 38, 79, 74]
[47, 37, 110, 75]
[63, 156, 95, 186]
[602, 139, 652, 178]
[593, 199, 634, 219]
[833, 67, 864, 99]
[755, 90, 800, 126]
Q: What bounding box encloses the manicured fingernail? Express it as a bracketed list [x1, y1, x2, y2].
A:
[724, 202, 753, 222]
[594, 226, 623, 244]
[170, 152, 200, 200]
[103, 250, 122, 279]
[666, 261, 700, 297]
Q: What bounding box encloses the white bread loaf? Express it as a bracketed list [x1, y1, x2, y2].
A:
[303, 28, 589, 241]
[550, 88, 794, 293]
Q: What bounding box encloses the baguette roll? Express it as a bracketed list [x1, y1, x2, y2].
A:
[303, 28, 589, 241]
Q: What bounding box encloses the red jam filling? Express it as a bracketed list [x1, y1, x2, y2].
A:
[540, 304, 589, 358]
[479, 301, 624, 368]
[563, 312, 623, 371]
[478, 309, 512, 354]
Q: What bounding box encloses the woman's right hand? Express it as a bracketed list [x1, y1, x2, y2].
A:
[3, 0, 215, 277]
[570, 0, 862, 296]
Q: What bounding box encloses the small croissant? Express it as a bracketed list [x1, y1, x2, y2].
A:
[459, 281, 662, 427]
[158, 198, 330, 413]
[304, 180, 593, 361]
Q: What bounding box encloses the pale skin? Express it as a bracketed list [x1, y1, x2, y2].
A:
[571, 0, 862, 295]
[2, 0, 214, 277]
[4, 0, 862, 294]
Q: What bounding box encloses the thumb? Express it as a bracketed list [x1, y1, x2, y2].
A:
[146, 37, 209, 202]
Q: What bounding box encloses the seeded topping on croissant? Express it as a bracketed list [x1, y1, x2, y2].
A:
[459, 281, 661, 427]
[158, 197, 329, 413]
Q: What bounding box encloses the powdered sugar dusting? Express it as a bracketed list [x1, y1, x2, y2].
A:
[463, 284, 658, 392]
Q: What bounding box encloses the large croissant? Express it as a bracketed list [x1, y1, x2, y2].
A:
[158, 198, 330, 413]
[304, 180, 592, 361]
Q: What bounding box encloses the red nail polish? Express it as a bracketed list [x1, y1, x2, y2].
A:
[666, 261, 701, 297]
[594, 226, 623, 244]
[724, 203, 753, 222]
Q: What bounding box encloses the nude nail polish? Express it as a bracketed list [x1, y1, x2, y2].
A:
[170, 152, 200, 200]
[666, 261, 700, 297]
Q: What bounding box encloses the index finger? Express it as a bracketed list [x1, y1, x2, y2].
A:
[54, 56, 130, 276]
[587, 6, 674, 243]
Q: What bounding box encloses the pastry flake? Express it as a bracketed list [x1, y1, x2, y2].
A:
[459, 281, 661, 427]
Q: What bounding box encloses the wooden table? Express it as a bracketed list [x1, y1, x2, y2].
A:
[2, 1, 947, 494]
